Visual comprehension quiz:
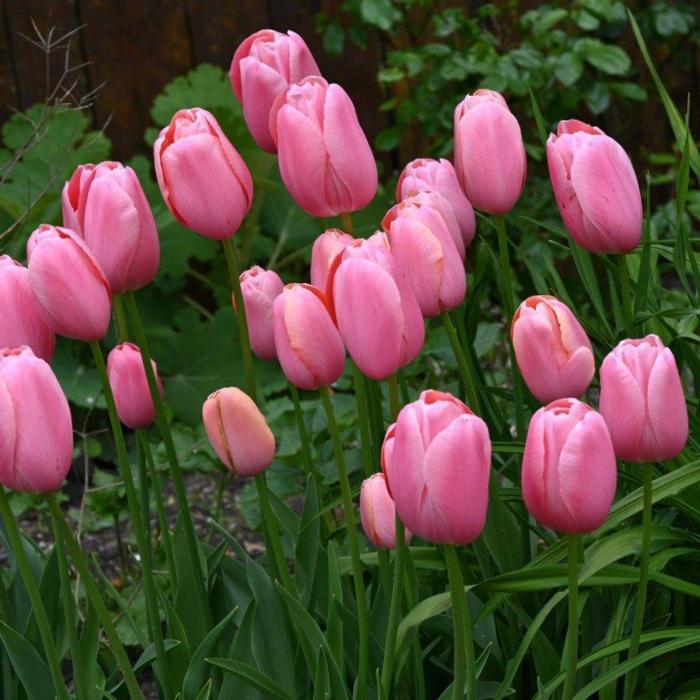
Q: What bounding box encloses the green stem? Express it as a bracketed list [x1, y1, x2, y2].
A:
[353, 362, 376, 477]
[319, 386, 368, 700]
[617, 255, 634, 337]
[441, 312, 481, 413]
[340, 211, 355, 236]
[622, 464, 653, 700]
[404, 553, 426, 700]
[289, 383, 314, 477]
[208, 469, 230, 542]
[563, 534, 580, 700]
[113, 294, 130, 341]
[387, 373, 401, 421]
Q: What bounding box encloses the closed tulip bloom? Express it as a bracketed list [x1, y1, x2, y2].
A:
[522, 398, 617, 534]
[600, 335, 688, 462]
[397, 158, 476, 248]
[0, 347, 73, 492]
[27, 225, 112, 342]
[202, 387, 275, 477]
[360, 473, 412, 549]
[512, 295, 594, 404]
[453, 89, 527, 215]
[230, 29, 321, 152]
[270, 76, 377, 217]
[154, 108, 253, 239]
[382, 390, 490, 544]
[547, 120, 642, 254]
[0, 256, 55, 362]
[383, 194, 467, 317]
[107, 343, 164, 430]
[310, 228, 353, 290]
[330, 233, 424, 380]
[273, 283, 345, 390]
[62, 162, 160, 293]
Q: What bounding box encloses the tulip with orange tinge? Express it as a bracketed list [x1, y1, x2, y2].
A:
[310, 229, 353, 290]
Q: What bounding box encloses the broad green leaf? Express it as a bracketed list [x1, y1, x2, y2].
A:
[0, 620, 53, 699]
[207, 658, 295, 700]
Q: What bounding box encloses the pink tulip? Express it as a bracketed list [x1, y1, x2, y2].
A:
[397, 158, 476, 248]
[270, 76, 377, 217]
[382, 390, 490, 544]
[107, 343, 164, 430]
[453, 89, 527, 215]
[383, 194, 467, 317]
[0, 346, 73, 492]
[154, 108, 253, 239]
[310, 228, 354, 290]
[230, 29, 321, 152]
[522, 398, 617, 534]
[0, 256, 55, 362]
[273, 283, 345, 390]
[62, 161, 160, 293]
[329, 233, 424, 380]
[512, 295, 595, 404]
[202, 387, 275, 477]
[600, 335, 688, 462]
[27, 225, 112, 342]
[360, 473, 412, 549]
[547, 120, 642, 254]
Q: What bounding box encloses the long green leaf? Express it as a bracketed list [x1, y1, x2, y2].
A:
[0, 620, 53, 699]
[206, 658, 295, 700]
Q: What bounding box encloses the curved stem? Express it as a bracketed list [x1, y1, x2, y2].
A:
[340, 211, 355, 236]
[441, 312, 481, 413]
[563, 534, 580, 700]
[380, 517, 405, 696]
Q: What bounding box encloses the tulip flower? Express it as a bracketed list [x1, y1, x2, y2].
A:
[512, 295, 595, 404]
[360, 473, 412, 549]
[230, 29, 321, 152]
[0, 256, 55, 362]
[397, 158, 476, 248]
[273, 283, 345, 390]
[202, 387, 275, 477]
[547, 119, 642, 254]
[522, 398, 617, 534]
[0, 346, 73, 492]
[382, 390, 490, 544]
[154, 108, 253, 239]
[62, 161, 160, 293]
[107, 343, 164, 430]
[383, 194, 467, 317]
[600, 335, 688, 462]
[329, 233, 424, 380]
[27, 225, 112, 342]
[270, 76, 377, 217]
[310, 228, 353, 290]
[453, 89, 527, 215]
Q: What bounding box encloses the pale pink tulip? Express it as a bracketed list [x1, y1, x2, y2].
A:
[237, 266, 284, 361]
[360, 473, 412, 549]
[310, 228, 353, 290]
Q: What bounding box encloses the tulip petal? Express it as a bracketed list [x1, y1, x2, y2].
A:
[240, 57, 287, 152]
[0, 375, 17, 490]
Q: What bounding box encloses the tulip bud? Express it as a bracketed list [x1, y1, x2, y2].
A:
[0, 256, 55, 362]
[382, 390, 490, 544]
[273, 283, 346, 390]
[453, 89, 527, 215]
[512, 295, 595, 404]
[230, 29, 321, 152]
[310, 228, 354, 290]
[522, 398, 617, 534]
[107, 343, 164, 430]
[154, 108, 253, 239]
[600, 335, 688, 462]
[270, 76, 377, 217]
[202, 387, 275, 477]
[27, 225, 112, 342]
[397, 158, 476, 248]
[360, 473, 412, 549]
[383, 194, 467, 317]
[0, 347, 73, 492]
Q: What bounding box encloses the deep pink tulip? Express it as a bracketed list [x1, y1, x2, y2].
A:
[383, 194, 467, 317]
[273, 283, 345, 390]
[270, 76, 377, 217]
[154, 108, 253, 239]
[547, 120, 642, 254]
[310, 228, 354, 290]
[107, 343, 164, 430]
[0, 256, 55, 362]
[236, 266, 284, 361]
[453, 89, 527, 215]
[382, 390, 490, 544]
[600, 335, 688, 462]
[230, 29, 321, 152]
[62, 161, 160, 293]
[512, 295, 595, 404]
[397, 158, 476, 248]
[360, 473, 412, 549]
[0, 346, 73, 492]
[202, 387, 275, 477]
[522, 398, 617, 534]
[329, 233, 424, 380]
[27, 225, 112, 342]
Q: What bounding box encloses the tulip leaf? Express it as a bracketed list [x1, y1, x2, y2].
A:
[0, 620, 54, 699]
[206, 658, 296, 700]
[295, 475, 322, 609]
